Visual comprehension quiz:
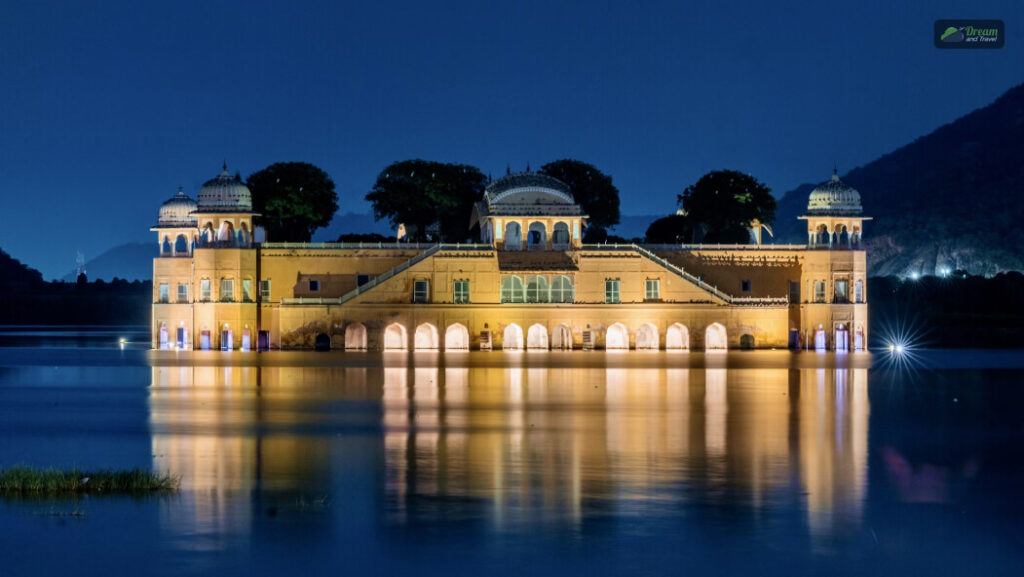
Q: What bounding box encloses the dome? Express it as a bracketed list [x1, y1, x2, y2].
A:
[807, 171, 863, 215]
[484, 173, 575, 205]
[196, 164, 253, 212]
[157, 187, 197, 227]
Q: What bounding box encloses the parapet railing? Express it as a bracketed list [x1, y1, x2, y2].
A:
[261, 241, 436, 250]
[581, 243, 789, 306]
[640, 243, 808, 251]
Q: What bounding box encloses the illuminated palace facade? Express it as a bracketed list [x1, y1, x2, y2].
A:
[151, 167, 869, 352]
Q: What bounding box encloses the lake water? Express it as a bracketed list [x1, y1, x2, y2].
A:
[1, 328, 1023, 576]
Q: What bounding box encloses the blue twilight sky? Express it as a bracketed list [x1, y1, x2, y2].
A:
[1, 0, 1022, 278]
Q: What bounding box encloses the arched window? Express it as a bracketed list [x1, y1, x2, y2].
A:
[162, 237, 171, 254]
[552, 222, 570, 249]
[816, 224, 829, 246]
[175, 235, 188, 254]
[526, 275, 549, 303]
[551, 276, 574, 303]
[501, 276, 525, 303]
[838, 225, 850, 246]
[855, 280, 864, 303]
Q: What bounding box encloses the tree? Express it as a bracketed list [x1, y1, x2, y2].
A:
[645, 214, 694, 244]
[678, 170, 775, 244]
[247, 162, 338, 242]
[365, 160, 487, 242]
[538, 159, 620, 242]
[336, 232, 393, 243]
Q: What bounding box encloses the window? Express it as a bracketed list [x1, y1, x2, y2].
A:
[741, 280, 752, 293]
[259, 279, 271, 300]
[855, 280, 864, 303]
[242, 279, 253, 302]
[501, 276, 524, 303]
[200, 279, 211, 302]
[159, 283, 169, 303]
[357, 274, 370, 287]
[551, 276, 574, 303]
[605, 279, 620, 304]
[413, 280, 429, 303]
[220, 278, 234, 302]
[834, 280, 849, 303]
[308, 279, 320, 292]
[177, 283, 188, 303]
[526, 275, 549, 303]
[645, 279, 661, 300]
[814, 280, 826, 303]
[453, 280, 470, 304]
[789, 281, 800, 303]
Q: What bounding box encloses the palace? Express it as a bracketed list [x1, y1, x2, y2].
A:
[151, 167, 869, 352]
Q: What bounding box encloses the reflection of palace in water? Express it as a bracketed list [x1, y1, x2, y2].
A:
[149, 363, 868, 538]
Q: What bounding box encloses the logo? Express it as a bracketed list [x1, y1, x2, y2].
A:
[935, 20, 1004, 49]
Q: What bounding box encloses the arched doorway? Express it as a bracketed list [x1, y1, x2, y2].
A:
[552, 222, 570, 249]
[504, 222, 522, 251]
[444, 323, 470, 351]
[666, 323, 689, 351]
[814, 325, 827, 351]
[635, 323, 659, 350]
[383, 323, 407, 351]
[527, 323, 549, 350]
[158, 323, 169, 349]
[503, 323, 524, 351]
[217, 221, 234, 243]
[551, 324, 572, 350]
[414, 323, 439, 350]
[705, 323, 727, 351]
[527, 222, 546, 250]
[835, 323, 849, 352]
[345, 323, 367, 350]
[854, 326, 865, 351]
[161, 237, 171, 255]
[605, 323, 629, 350]
[174, 234, 188, 254]
[314, 333, 331, 351]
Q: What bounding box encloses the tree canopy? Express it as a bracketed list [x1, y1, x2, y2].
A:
[678, 170, 775, 244]
[365, 160, 487, 242]
[644, 214, 694, 244]
[538, 159, 620, 242]
[247, 162, 338, 242]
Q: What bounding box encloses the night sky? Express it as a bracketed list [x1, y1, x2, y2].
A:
[1, 0, 1021, 278]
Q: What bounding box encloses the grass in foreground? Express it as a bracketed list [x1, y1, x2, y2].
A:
[0, 467, 178, 495]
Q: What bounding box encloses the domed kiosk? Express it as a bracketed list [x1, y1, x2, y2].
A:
[192, 164, 259, 248]
[471, 172, 587, 251]
[151, 188, 198, 257]
[799, 170, 870, 249]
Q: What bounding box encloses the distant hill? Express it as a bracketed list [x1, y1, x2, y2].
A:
[775, 82, 1024, 277]
[62, 243, 156, 282]
[0, 248, 44, 292]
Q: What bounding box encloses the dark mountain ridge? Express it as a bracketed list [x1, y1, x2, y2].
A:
[775, 83, 1024, 276]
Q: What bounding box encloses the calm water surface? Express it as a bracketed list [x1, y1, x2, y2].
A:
[1, 328, 1022, 576]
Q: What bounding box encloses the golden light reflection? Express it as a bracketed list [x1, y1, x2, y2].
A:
[149, 361, 870, 538]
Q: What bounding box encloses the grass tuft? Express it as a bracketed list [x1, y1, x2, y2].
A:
[0, 467, 178, 495]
